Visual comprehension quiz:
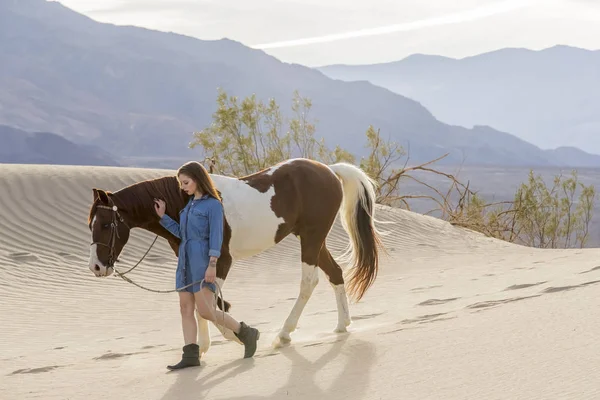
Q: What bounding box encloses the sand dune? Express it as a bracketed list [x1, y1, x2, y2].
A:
[1, 163, 600, 400]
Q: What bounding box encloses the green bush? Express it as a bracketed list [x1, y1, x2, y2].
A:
[191, 89, 596, 249]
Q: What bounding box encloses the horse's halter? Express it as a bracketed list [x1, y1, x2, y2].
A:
[90, 204, 129, 268]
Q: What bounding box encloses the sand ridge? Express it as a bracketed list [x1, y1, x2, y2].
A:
[1, 163, 600, 400]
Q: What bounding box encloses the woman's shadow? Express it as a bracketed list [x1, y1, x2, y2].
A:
[160, 334, 376, 400]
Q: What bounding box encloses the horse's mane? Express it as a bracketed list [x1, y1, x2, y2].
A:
[88, 176, 188, 226]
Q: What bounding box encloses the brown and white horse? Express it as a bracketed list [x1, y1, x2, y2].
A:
[87, 158, 384, 352]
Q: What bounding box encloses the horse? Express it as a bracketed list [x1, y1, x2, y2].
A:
[87, 157, 384, 353]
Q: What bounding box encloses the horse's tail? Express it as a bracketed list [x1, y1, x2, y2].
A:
[216, 297, 231, 312]
[328, 162, 384, 302]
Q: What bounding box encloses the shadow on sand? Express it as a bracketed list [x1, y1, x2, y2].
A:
[160, 335, 376, 400]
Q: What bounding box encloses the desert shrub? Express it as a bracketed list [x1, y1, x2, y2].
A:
[191, 89, 596, 249]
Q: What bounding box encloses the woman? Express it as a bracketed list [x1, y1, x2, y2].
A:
[154, 161, 260, 370]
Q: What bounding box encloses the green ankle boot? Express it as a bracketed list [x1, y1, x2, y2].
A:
[234, 322, 260, 358]
[167, 343, 201, 370]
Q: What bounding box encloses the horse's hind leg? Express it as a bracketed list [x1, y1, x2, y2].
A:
[318, 245, 351, 332]
[273, 234, 321, 348]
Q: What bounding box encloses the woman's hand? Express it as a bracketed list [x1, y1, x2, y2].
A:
[205, 257, 217, 283]
[154, 198, 166, 217]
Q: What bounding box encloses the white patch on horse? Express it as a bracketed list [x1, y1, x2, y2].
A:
[210, 175, 284, 260]
[331, 283, 351, 332]
[88, 216, 103, 275]
[274, 262, 319, 347]
[265, 158, 301, 176]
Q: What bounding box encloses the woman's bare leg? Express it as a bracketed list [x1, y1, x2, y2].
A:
[167, 291, 201, 370]
[194, 288, 241, 333]
[179, 292, 197, 344]
[194, 287, 260, 358]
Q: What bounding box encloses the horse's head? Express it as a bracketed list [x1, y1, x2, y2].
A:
[88, 188, 131, 277]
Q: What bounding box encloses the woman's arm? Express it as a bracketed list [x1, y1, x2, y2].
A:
[159, 214, 181, 239]
[155, 198, 181, 239]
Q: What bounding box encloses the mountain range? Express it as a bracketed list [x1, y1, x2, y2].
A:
[0, 124, 119, 166]
[2, 0, 600, 168]
[318, 45, 600, 157]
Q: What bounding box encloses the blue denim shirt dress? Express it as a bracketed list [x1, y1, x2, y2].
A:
[159, 194, 224, 293]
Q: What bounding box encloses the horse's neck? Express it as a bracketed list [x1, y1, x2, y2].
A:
[145, 221, 175, 240]
[115, 173, 241, 229]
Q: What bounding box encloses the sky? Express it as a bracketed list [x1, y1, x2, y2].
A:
[57, 0, 600, 66]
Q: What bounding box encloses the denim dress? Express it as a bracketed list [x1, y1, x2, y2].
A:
[159, 194, 224, 293]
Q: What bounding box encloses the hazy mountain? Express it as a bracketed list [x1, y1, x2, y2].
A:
[0, 125, 119, 166]
[2, 0, 599, 167]
[318, 45, 600, 156]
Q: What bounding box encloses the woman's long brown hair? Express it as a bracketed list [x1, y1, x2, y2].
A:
[177, 161, 222, 201]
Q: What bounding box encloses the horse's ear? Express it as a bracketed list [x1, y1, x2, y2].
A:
[93, 188, 110, 205]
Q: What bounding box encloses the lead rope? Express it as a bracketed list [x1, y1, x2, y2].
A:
[108, 196, 225, 324]
[113, 267, 226, 326]
[115, 235, 159, 276]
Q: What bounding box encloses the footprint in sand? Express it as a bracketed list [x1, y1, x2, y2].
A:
[141, 344, 165, 350]
[417, 298, 459, 306]
[401, 313, 448, 324]
[378, 327, 406, 336]
[352, 312, 385, 321]
[579, 266, 600, 275]
[7, 252, 38, 263]
[10, 365, 62, 375]
[466, 295, 542, 310]
[410, 285, 442, 293]
[419, 316, 457, 324]
[504, 282, 547, 291]
[542, 279, 600, 294]
[93, 351, 145, 360]
[307, 309, 336, 316]
[160, 347, 180, 353]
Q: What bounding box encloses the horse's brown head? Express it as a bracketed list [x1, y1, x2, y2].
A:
[88, 188, 131, 277]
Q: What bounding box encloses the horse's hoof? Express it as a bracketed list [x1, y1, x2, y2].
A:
[334, 326, 348, 333]
[198, 343, 210, 355]
[272, 333, 292, 348]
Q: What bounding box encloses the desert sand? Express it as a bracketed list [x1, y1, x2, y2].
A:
[1, 163, 600, 400]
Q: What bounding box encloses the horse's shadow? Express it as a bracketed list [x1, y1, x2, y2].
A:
[160, 335, 376, 400]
